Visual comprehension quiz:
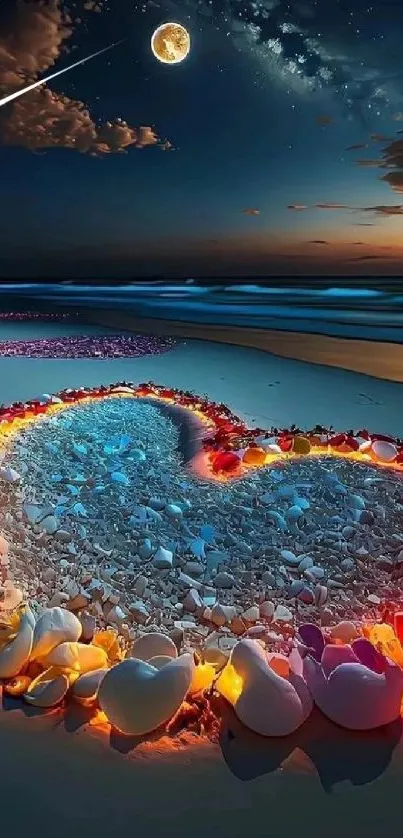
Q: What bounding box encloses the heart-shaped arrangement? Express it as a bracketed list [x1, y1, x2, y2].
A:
[0, 382, 403, 742]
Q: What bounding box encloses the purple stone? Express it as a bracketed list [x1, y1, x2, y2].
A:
[351, 638, 386, 674]
[298, 623, 325, 661]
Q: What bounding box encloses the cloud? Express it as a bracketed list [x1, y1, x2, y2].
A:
[242, 208, 260, 215]
[308, 240, 329, 245]
[287, 203, 308, 210]
[0, 0, 168, 155]
[360, 204, 403, 216]
[355, 159, 382, 168]
[315, 202, 349, 210]
[345, 143, 367, 151]
[347, 255, 384, 261]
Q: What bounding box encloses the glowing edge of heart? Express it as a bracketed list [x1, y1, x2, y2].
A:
[151, 22, 191, 65]
[0, 381, 402, 479]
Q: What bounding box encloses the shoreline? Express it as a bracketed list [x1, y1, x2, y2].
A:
[85, 310, 403, 383]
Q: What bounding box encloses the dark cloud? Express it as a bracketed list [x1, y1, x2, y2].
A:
[287, 203, 308, 210]
[242, 208, 260, 216]
[347, 255, 384, 261]
[0, 0, 168, 154]
[345, 143, 368, 151]
[315, 202, 349, 210]
[308, 240, 329, 245]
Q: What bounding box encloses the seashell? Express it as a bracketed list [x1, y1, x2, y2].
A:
[314, 584, 328, 607]
[4, 674, 32, 696]
[0, 585, 23, 612]
[274, 605, 293, 623]
[297, 587, 314, 605]
[288, 580, 304, 598]
[72, 669, 107, 704]
[371, 440, 397, 463]
[213, 572, 235, 589]
[0, 467, 21, 484]
[0, 535, 8, 557]
[165, 504, 183, 520]
[303, 651, 403, 730]
[211, 603, 236, 627]
[129, 632, 178, 661]
[280, 550, 300, 567]
[241, 606, 260, 623]
[42, 642, 108, 673]
[298, 624, 325, 661]
[216, 639, 312, 736]
[98, 653, 194, 736]
[0, 606, 34, 679]
[153, 546, 173, 570]
[242, 447, 267, 466]
[31, 607, 82, 660]
[24, 666, 70, 708]
[259, 600, 275, 619]
[329, 620, 358, 643]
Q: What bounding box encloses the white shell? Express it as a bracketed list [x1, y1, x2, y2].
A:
[72, 669, 107, 703]
[31, 607, 82, 659]
[371, 440, 397, 462]
[217, 639, 312, 737]
[98, 653, 194, 736]
[0, 606, 34, 679]
[42, 642, 108, 673]
[303, 655, 403, 730]
[24, 669, 69, 708]
[129, 632, 178, 661]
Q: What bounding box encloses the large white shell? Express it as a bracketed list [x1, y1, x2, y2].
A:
[24, 668, 70, 708]
[129, 632, 178, 661]
[303, 655, 403, 730]
[98, 653, 194, 736]
[217, 639, 312, 737]
[72, 669, 107, 704]
[42, 642, 108, 673]
[371, 440, 397, 463]
[31, 607, 82, 660]
[0, 606, 34, 679]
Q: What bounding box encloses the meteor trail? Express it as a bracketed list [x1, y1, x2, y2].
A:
[0, 40, 125, 109]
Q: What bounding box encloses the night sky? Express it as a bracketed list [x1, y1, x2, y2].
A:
[1, 0, 403, 278]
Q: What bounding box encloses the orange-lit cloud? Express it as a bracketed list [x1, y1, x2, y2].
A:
[0, 0, 168, 155]
[287, 204, 308, 210]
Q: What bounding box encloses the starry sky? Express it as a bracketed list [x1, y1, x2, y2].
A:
[1, 0, 403, 278]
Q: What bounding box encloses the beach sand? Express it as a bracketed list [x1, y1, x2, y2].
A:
[0, 319, 403, 837]
[86, 310, 403, 383]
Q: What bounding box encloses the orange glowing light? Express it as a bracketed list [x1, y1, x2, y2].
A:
[4, 675, 32, 696]
[215, 663, 243, 705]
[188, 662, 216, 696]
[368, 623, 403, 666]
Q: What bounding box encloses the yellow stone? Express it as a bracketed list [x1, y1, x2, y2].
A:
[242, 446, 267, 466]
[292, 436, 311, 455]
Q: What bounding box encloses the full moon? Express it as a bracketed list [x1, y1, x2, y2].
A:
[151, 22, 191, 65]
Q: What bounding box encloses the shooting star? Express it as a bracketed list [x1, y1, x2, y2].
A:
[0, 40, 125, 109]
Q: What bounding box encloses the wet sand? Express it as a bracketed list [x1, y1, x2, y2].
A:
[0, 338, 402, 436]
[0, 319, 403, 837]
[86, 310, 403, 383]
